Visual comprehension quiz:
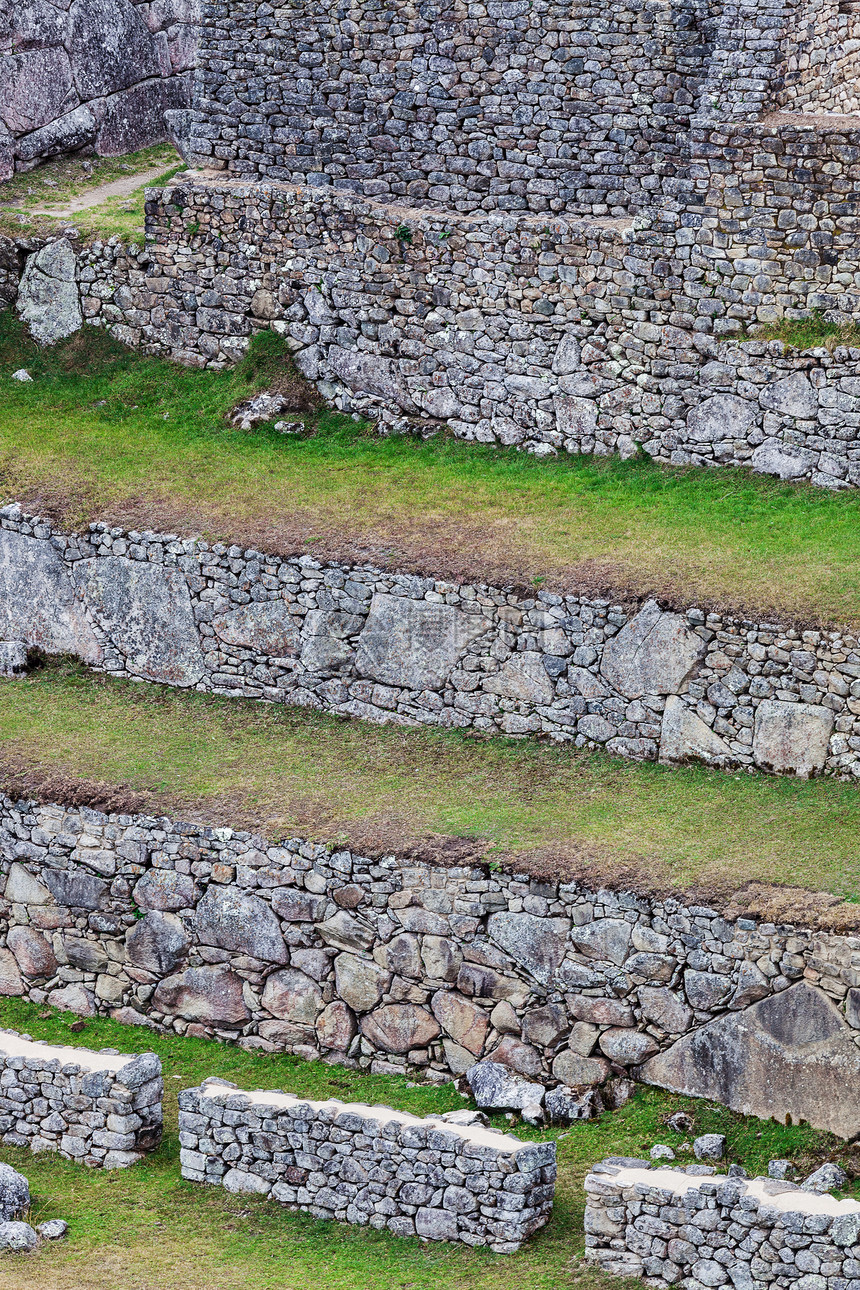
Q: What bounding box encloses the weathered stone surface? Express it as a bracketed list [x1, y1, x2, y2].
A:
[554, 394, 597, 437]
[0, 950, 24, 997]
[686, 394, 756, 443]
[0, 531, 101, 662]
[0, 1221, 38, 1252]
[482, 651, 555, 704]
[42, 869, 106, 910]
[6, 926, 57, 977]
[261, 969, 323, 1024]
[598, 1028, 658, 1065]
[441, 1038, 478, 1074]
[334, 954, 390, 1012]
[552, 334, 582, 376]
[68, 0, 160, 99]
[299, 609, 360, 672]
[0, 1165, 29, 1224]
[545, 1085, 603, 1122]
[62, 936, 108, 972]
[570, 995, 634, 1027]
[684, 970, 732, 1010]
[600, 601, 705, 699]
[125, 911, 190, 974]
[327, 346, 417, 411]
[638, 987, 692, 1033]
[729, 961, 770, 1009]
[431, 991, 488, 1054]
[751, 438, 817, 480]
[212, 602, 301, 655]
[47, 982, 95, 1015]
[693, 1133, 725, 1160]
[570, 919, 632, 966]
[421, 936, 461, 982]
[132, 869, 198, 912]
[359, 1004, 440, 1053]
[521, 1003, 569, 1048]
[317, 911, 374, 954]
[16, 239, 82, 346]
[488, 1035, 543, 1076]
[759, 372, 818, 420]
[315, 1000, 357, 1050]
[551, 1050, 610, 1086]
[195, 888, 287, 963]
[375, 932, 422, 978]
[15, 105, 97, 162]
[803, 1163, 848, 1193]
[659, 696, 735, 767]
[3, 863, 51, 906]
[355, 594, 490, 690]
[0, 641, 27, 677]
[74, 557, 204, 686]
[753, 700, 834, 777]
[0, 49, 75, 135]
[270, 887, 326, 922]
[641, 982, 860, 1138]
[96, 75, 192, 155]
[152, 966, 250, 1024]
[487, 911, 565, 985]
[466, 1060, 545, 1111]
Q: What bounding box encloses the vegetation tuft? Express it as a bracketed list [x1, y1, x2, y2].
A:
[745, 308, 860, 350]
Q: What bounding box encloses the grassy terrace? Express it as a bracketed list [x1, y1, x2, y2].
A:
[0, 997, 853, 1290]
[2, 662, 859, 922]
[2, 319, 860, 626]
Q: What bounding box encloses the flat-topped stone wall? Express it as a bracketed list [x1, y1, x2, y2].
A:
[2, 793, 860, 1136]
[3, 503, 860, 781]
[0, 1027, 163, 1167]
[178, 1079, 555, 1251]
[584, 1158, 860, 1286]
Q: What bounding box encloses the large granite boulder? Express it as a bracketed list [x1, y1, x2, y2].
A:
[0, 48, 75, 135]
[212, 602, 301, 655]
[95, 74, 192, 155]
[355, 594, 490, 691]
[194, 887, 287, 964]
[152, 966, 250, 1024]
[751, 438, 816, 481]
[334, 954, 389, 1012]
[14, 105, 97, 164]
[74, 557, 204, 686]
[261, 969, 323, 1024]
[487, 912, 566, 985]
[658, 696, 735, 768]
[431, 991, 488, 1055]
[686, 394, 756, 443]
[466, 1060, 545, 1111]
[0, 1165, 29, 1223]
[482, 652, 555, 704]
[68, 0, 160, 100]
[16, 239, 82, 347]
[133, 869, 198, 912]
[759, 372, 818, 420]
[6, 926, 58, 978]
[640, 982, 860, 1138]
[752, 700, 834, 777]
[601, 601, 705, 699]
[299, 609, 360, 672]
[359, 1004, 440, 1053]
[327, 346, 417, 412]
[125, 911, 191, 974]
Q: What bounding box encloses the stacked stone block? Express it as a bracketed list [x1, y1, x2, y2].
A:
[3, 505, 860, 779]
[584, 1159, 860, 1287]
[2, 794, 860, 1135]
[0, 1028, 163, 1167]
[178, 1079, 555, 1251]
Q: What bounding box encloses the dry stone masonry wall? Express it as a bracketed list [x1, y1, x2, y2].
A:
[0, 1028, 163, 1167]
[584, 1159, 860, 1288]
[3, 504, 860, 780]
[178, 1080, 555, 1251]
[2, 793, 860, 1136]
[0, 0, 199, 177]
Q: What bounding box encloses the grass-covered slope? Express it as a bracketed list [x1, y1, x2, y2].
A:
[2, 318, 860, 625]
[2, 662, 858, 921]
[0, 998, 852, 1290]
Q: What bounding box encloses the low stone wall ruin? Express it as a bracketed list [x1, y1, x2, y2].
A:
[0, 1028, 163, 1167]
[2, 504, 859, 782]
[584, 1159, 860, 1287]
[178, 1079, 555, 1251]
[2, 794, 860, 1136]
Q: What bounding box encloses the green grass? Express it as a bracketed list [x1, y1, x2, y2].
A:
[0, 145, 183, 242]
[0, 997, 851, 1290]
[747, 309, 860, 350]
[2, 317, 860, 625]
[2, 661, 860, 915]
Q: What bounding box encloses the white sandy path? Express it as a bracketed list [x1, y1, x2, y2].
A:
[27, 166, 176, 218]
[0, 1028, 146, 1074]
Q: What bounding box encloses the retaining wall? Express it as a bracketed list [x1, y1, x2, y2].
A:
[0, 0, 198, 177]
[0, 1027, 163, 1166]
[584, 1159, 860, 1286]
[3, 504, 860, 780]
[178, 1079, 555, 1250]
[2, 794, 860, 1135]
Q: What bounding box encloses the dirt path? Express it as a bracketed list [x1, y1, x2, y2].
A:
[28, 166, 174, 217]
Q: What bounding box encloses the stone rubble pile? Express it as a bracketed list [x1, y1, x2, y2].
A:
[584, 1158, 860, 1289]
[0, 1029, 163, 1168]
[178, 1078, 556, 1252]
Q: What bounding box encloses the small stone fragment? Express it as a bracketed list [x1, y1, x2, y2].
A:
[0, 1221, 37, 1251]
[802, 1163, 847, 1193]
[650, 1144, 675, 1160]
[37, 1219, 68, 1240]
[693, 1133, 726, 1161]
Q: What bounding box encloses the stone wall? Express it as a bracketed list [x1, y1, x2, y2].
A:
[779, 0, 860, 114]
[584, 1159, 860, 1286]
[188, 0, 715, 219]
[0, 1027, 163, 1167]
[0, 0, 199, 177]
[2, 793, 860, 1135]
[4, 503, 860, 780]
[178, 1079, 555, 1251]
